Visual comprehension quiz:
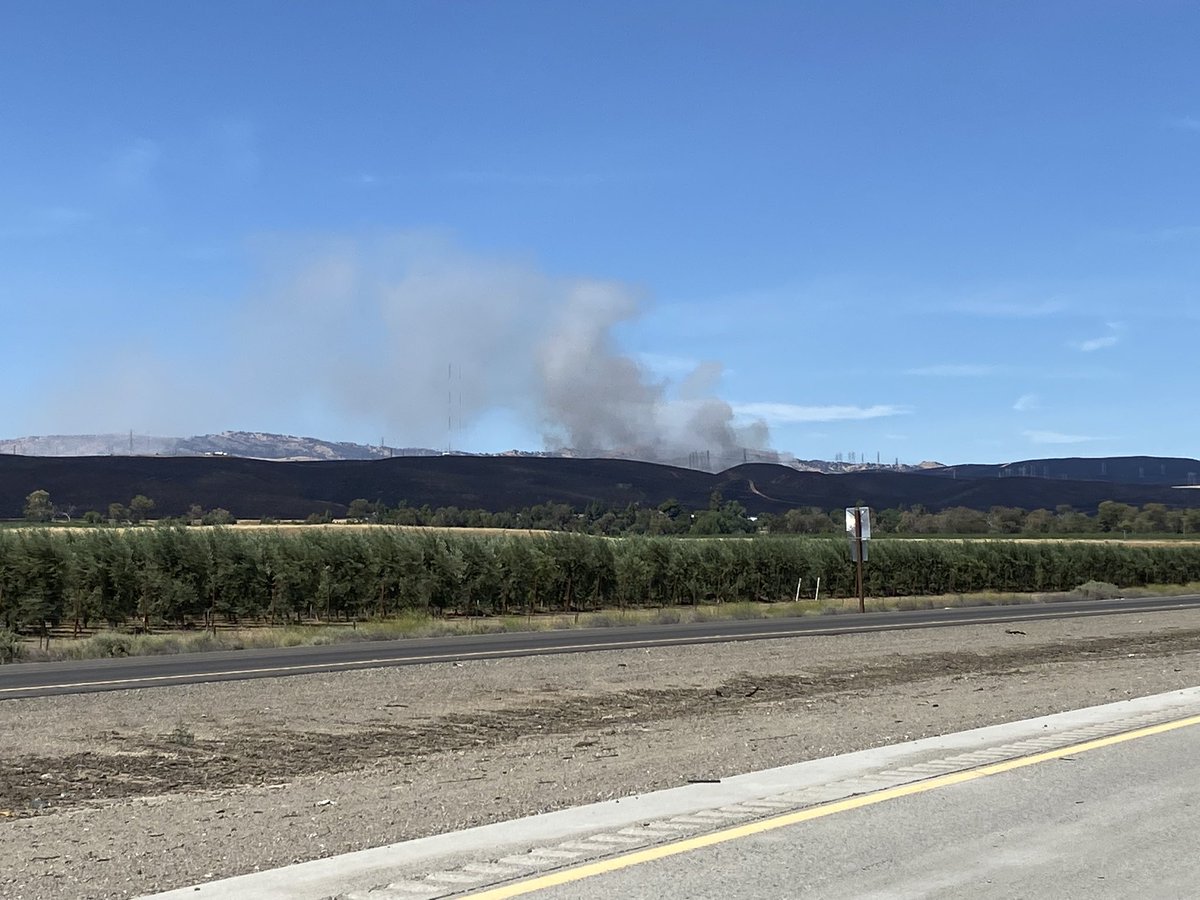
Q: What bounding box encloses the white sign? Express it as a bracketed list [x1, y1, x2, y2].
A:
[845, 507, 872, 540]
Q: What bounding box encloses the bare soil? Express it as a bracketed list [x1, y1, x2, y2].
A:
[3, 610, 1200, 899]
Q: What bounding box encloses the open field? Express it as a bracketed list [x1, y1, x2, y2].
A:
[2, 609, 1199, 899]
[0, 522, 554, 536]
[242, 523, 554, 535]
[9, 520, 1200, 543]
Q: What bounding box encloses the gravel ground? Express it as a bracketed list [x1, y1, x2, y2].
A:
[2, 610, 1200, 899]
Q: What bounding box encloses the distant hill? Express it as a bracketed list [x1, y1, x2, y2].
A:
[0, 430, 929, 475]
[0, 431, 434, 461]
[4, 432, 1196, 518]
[917, 456, 1200, 487]
[2, 455, 1198, 521]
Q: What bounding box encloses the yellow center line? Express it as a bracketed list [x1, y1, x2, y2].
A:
[463, 713, 1200, 899]
[0, 601, 1190, 695]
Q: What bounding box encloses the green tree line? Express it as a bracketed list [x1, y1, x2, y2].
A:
[21, 489, 1200, 537]
[3, 528, 1200, 634]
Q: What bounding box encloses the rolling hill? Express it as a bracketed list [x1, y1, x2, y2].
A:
[3, 454, 1199, 521]
[917, 455, 1200, 486]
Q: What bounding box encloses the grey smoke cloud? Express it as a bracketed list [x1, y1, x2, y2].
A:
[41, 232, 769, 458]
[528, 263, 769, 457]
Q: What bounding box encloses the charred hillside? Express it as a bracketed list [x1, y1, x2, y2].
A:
[916, 455, 1200, 486]
[2, 455, 1200, 520]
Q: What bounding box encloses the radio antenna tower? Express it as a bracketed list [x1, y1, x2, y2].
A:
[446, 363, 464, 453]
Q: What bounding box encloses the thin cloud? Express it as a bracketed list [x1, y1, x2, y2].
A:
[1169, 116, 1200, 133]
[1012, 394, 1039, 412]
[906, 364, 1001, 377]
[1076, 335, 1118, 352]
[1023, 430, 1111, 445]
[1072, 321, 1123, 353]
[732, 403, 910, 424]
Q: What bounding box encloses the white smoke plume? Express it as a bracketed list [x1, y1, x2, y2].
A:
[39, 232, 770, 460]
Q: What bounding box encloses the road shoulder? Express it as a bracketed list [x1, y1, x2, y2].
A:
[144, 685, 1200, 900]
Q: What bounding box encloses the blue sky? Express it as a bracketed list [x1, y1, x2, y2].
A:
[2, 1, 1197, 464]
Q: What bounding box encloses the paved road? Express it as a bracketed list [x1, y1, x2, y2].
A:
[143, 686, 1200, 900]
[3, 593, 1198, 699]
[522, 713, 1200, 899]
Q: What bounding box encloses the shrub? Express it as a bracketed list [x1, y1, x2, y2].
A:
[0, 630, 24, 663]
[84, 633, 133, 658]
[1073, 580, 1123, 600]
[201, 508, 235, 526]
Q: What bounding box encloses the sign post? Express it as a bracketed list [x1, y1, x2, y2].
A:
[845, 507, 871, 613]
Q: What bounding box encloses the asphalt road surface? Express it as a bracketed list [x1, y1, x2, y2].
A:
[143, 686, 1200, 900]
[3, 594, 1198, 700]
[518, 713, 1200, 900]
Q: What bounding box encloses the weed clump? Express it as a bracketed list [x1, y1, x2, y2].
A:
[0, 629, 23, 663]
[162, 723, 196, 746]
[1073, 580, 1123, 600]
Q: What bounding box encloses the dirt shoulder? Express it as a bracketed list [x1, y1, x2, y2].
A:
[3, 610, 1200, 899]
